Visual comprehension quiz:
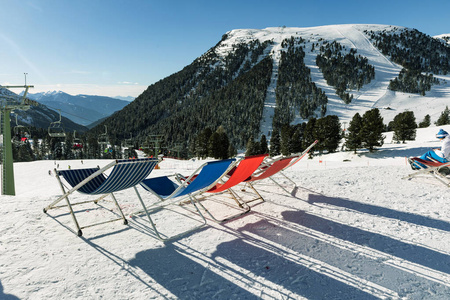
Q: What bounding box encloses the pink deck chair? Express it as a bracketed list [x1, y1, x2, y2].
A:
[242, 140, 318, 199]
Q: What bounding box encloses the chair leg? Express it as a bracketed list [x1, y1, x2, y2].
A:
[132, 187, 207, 241]
[192, 192, 251, 223]
[64, 195, 83, 237]
[242, 182, 265, 204]
[45, 171, 83, 236]
[269, 177, 293, 195]
[109, 193, 128, 225]
[431, 170, 450, 187]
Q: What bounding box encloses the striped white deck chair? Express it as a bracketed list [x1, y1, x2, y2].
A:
[44, 158, 159, 236]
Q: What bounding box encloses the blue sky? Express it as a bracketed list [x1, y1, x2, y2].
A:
[1, 0, 449, 97]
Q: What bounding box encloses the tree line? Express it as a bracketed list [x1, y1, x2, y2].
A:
[316, 41, 375, 104]
[11, 105, 450, 162]
[274, 36, 328, 131]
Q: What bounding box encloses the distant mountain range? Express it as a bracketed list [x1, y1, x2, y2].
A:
[25, 91, 130, 127]
[0, 87, 88, 133]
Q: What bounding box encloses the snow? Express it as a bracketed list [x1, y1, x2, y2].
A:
[1, 124, 450, 299]
[216, 25, 450, 139]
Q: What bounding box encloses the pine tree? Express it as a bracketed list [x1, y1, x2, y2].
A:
[207, 127, 230, 159]
[259, 135, 268, 154]
[196, 128, 212, 159]
[269, 129, 281, 156]
[290, 127, 304, 154]
[64, 134, 74, 160]
[361, 108, 385, 152]
[345, 113, 363, 153]
[228, 143, 237, 158]
[418, 114, 431, 128]
[435, 106, 450, 125]
[208, 131, 221, 159]
[280, 125, 293, 156]
[216, 126, 230, 159]
[245, 137, 256, 156]
[392, 111, 417, 143]
[302, 118, 317, 157]
[314, 115, 341, 153]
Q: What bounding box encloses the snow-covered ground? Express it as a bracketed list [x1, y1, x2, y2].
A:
[1, 124, 450, 299]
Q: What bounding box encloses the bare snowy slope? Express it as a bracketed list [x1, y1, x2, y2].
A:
[217, 25, 450, 137]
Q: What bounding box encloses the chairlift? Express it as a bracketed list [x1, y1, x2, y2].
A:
[98, 125, 109, 146]
[48, 109, 66, 138]
[73, 130, 83, 150]
[11, 114, 30, 145]
[123, 133, 133, 148]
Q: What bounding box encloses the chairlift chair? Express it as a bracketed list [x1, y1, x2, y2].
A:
[98, 125, 109, 146]
[124, 133, 134, 148]
[12, 114, 30, 145]
[73, 130, 83, 150]
[48, 109, 66, 138]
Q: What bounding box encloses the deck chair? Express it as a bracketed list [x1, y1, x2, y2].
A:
[134, 158, 237, 241]
[44, 158, 159, 236]
[190, 154, 269, 223]
[239, 156, 297, 203]
[263, 140, 318, 194]
[240, 140, 318, 201]
[404, 157, 450, 187]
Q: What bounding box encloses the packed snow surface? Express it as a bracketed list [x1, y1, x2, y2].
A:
[1, 125, 450, 299]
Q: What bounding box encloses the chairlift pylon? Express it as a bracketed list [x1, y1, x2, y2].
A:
[48, 109, 66, 138]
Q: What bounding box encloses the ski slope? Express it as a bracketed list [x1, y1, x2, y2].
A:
[217, 25, 450, 138]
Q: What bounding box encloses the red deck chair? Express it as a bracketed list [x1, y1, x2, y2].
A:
[187, 154, 268, 223]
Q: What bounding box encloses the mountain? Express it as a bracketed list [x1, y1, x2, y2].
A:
[90, 24, 450, 150]
[113, 95, 135, 102]
[434, 33, 450, 44]
[26, 91, 130, 127]
[0, 87, 88, 133]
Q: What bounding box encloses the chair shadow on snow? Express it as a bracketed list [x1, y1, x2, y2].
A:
[282, 209, 450, 277]
[128, 232, 380, 300]
[307, 193, 450, 232]
[79, 197, 450, 299]
[0, 281, 20, 300]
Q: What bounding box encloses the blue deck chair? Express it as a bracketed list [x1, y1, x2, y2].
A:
[134, 158, 236, 241]
[44, 158, 159, 236]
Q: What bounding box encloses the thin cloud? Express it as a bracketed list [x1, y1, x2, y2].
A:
[118, 81, 140, 85]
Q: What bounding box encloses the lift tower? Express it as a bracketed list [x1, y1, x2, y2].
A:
[0, 85, 34, 195]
